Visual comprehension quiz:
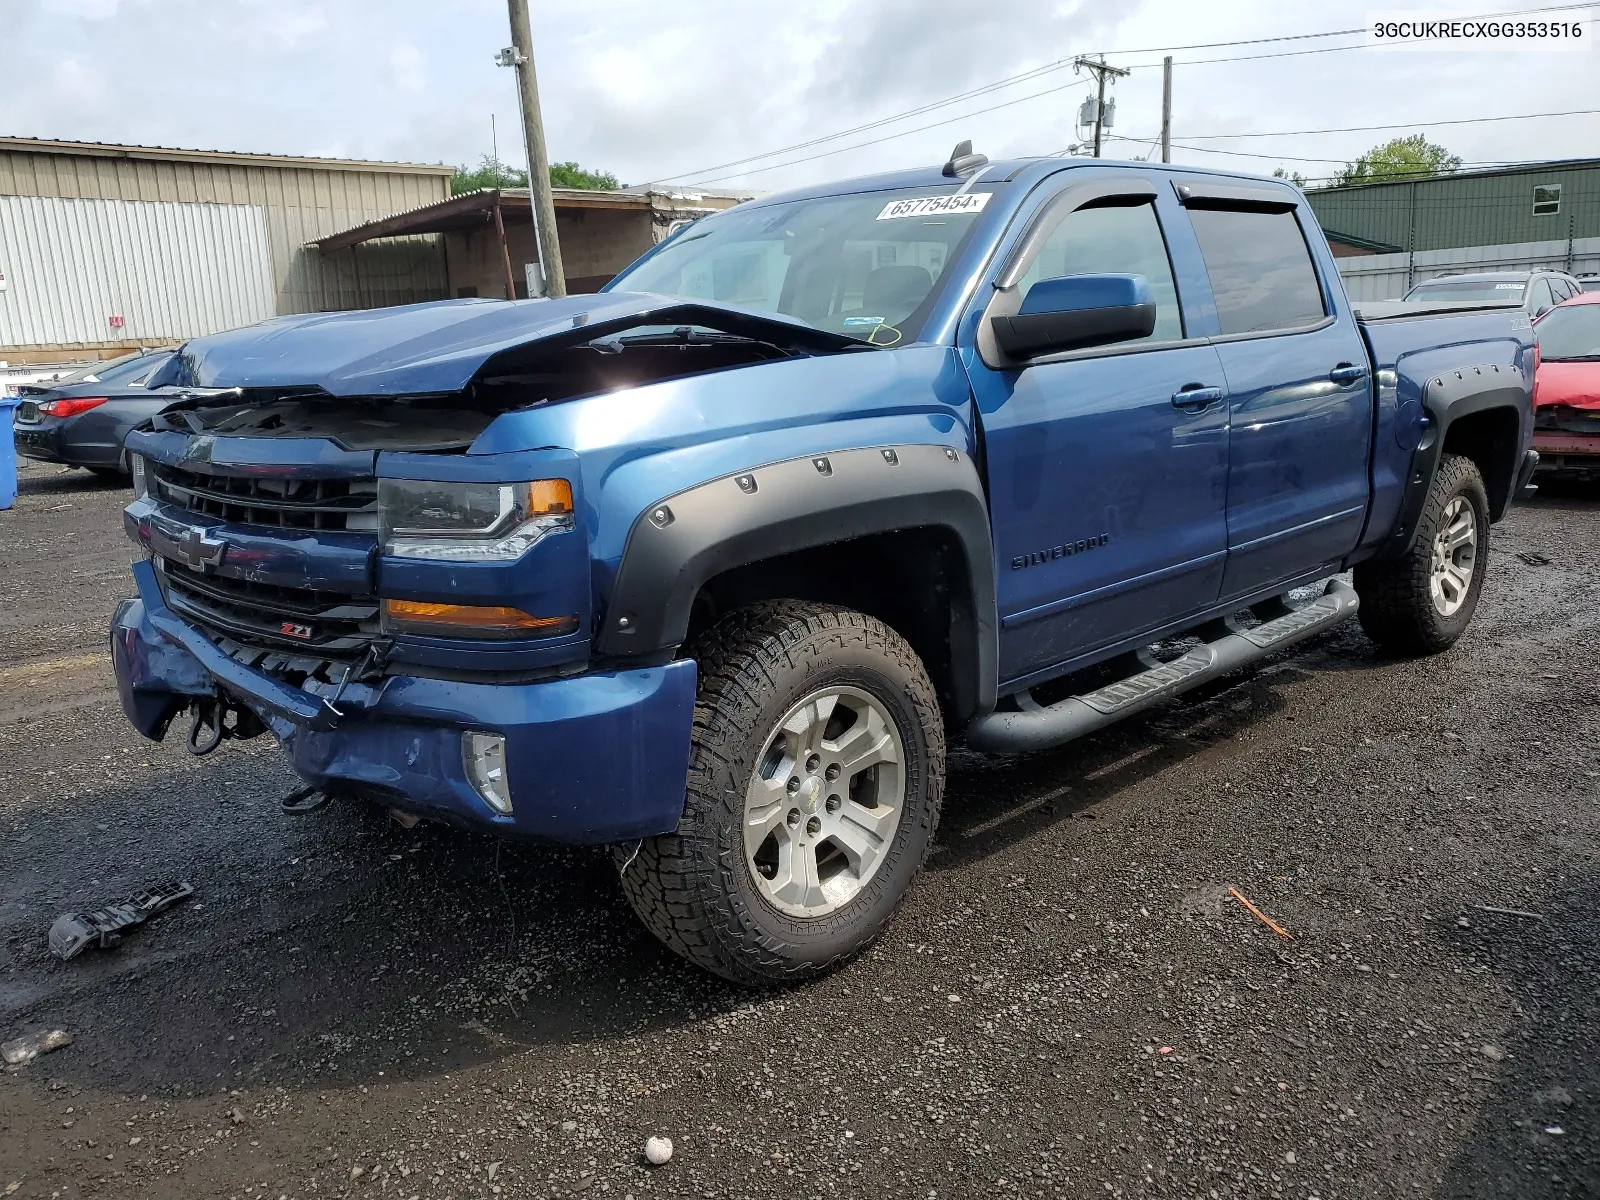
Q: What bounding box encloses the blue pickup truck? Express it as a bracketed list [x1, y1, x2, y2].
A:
[112, 146, 1537, 984]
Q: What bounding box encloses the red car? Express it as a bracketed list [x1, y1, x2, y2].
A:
[1533, 289, 1600, 479]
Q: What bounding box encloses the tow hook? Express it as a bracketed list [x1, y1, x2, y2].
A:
[184, 697, 256, 757]
[186, 699, 225, 756]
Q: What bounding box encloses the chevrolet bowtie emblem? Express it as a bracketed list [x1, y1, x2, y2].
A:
[151, 516, 229, 573]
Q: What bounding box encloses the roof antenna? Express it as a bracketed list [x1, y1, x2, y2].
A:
[942, 139, 989, 178]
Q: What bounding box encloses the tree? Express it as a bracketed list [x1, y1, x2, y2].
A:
[452, 154, 527, 195]
[549, 161, 620, 190]
[1331, 136, 1461, 188]
[451, 155, 622, 196]
[1272, 166, 1307, 187]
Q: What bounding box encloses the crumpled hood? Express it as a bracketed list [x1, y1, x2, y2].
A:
[149, 293, 866, 398]
[1534, 360, 1600, 411]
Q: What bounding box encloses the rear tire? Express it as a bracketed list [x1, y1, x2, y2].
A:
[616, 601, 945, 986]
[1354, 453, 1490, 655]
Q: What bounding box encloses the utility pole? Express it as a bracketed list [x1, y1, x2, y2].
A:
[1160, 56, 1172, 164]
[499, 0, 566, 298]
[1073, 55, 1129, 158]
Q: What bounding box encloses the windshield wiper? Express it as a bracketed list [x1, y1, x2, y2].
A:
[610, 328, 767, 347]
[1539, 354, 1600, 362]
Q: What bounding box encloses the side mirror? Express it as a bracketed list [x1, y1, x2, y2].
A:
[990, 273, 1156, 359]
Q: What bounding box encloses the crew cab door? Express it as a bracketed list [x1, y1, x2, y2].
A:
[1173, 183, 1373, 599]
[962, 175, 1230, 687]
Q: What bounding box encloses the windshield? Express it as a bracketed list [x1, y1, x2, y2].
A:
[1535, 303, 1600, 361]
[1406, 279, 1526, 303]
[607, 185, 1002, 344]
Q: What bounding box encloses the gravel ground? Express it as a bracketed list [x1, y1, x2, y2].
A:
[1, 455, 1596, 1200]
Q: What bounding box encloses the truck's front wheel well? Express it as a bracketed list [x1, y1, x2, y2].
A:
[687, 528, 972, 722]
[1441, 406, 1521, 519]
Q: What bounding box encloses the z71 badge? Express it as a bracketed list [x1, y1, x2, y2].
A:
[1011, 533, 1110, 570]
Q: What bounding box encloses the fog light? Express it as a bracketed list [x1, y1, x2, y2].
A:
[462, 731, 512, 814]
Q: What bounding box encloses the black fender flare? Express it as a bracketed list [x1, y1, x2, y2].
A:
[1380, 364, 1528, 559]
[598, 444, 999, 720]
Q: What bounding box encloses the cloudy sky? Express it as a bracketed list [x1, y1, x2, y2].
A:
[4, 0, 1597, 193]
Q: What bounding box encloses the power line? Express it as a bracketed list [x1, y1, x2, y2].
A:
[1085, 1, 1591, 59]
[1123, 40, 1371, 69]
[1117, 1, 1594, 68]
[649, 21, 1392, 184]
[1106, 134, 1560, 180]
[1103, 134, 1346, 164]
[648, 60, 1079, 184]
[693, 78, 1092, 185]
[1148, 107, 1600, 142]
[1105, 132, 1570, 169]
[652, 0, 1599, 186]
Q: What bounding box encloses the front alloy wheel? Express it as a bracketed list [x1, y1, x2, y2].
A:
[745, 686, 906, 918]
[615, 601, 945, 986]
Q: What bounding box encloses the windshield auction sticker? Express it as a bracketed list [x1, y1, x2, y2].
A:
[1368, 11, 1589, 51]
[876, 192, 993, 220]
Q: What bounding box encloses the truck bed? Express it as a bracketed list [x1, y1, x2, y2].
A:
[1354, 303, 1535, 555]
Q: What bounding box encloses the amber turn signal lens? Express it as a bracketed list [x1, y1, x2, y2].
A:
[527, 479, 573, 515]
[383, 600, 579, 640]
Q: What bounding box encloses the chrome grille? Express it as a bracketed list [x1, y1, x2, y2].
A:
[148, 461, 379, 533]
[157, 557, 379, 657]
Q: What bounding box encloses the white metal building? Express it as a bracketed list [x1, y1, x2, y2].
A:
[0, 137, 455, 362]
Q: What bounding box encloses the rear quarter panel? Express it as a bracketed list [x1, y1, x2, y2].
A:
[1355, 308, 1534, 554]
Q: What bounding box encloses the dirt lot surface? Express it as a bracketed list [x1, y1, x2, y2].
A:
[1, 455, 1597, 1200]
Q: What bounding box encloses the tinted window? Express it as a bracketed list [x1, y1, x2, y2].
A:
[1017, 201, 1182, 342]
[1530, 279, 1555, 315]
[1535, 303, 1600, 360]
[1187, 207, 1326, 335]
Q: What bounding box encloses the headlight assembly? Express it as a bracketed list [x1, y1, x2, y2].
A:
[380, 478, 573, 562]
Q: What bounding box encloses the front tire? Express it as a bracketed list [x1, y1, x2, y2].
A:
[617, 601, 945, 986]
[1354, 452, 1490, 655]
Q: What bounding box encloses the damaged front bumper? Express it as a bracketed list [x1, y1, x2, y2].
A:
[112, 560, 697, 843]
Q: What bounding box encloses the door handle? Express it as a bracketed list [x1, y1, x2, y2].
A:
[1329, 362, 1368, 385]
[1172, 384, 1224, 411]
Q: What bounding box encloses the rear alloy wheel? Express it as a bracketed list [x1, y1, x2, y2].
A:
[1355, 452, 1490, 655]
[616, 601, 944, 986]
[1427, 495, 1477, 618]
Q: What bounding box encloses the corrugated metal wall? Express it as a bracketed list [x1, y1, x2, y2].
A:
[0, 144, 452, 350]
[1336, 236, 1600, 301]
[0, 194, 275, 347]
[1307, 164, 1600, 254]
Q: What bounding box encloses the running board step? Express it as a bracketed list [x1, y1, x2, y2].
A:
[966, 580, 1359, 753]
